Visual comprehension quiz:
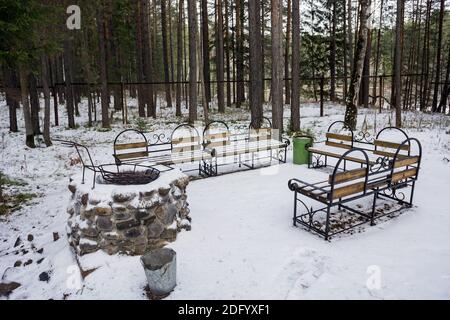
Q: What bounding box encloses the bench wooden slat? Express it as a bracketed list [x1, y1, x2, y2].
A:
[326, 132, 353, 141]
[329, 167, 367, 184]
[172, 135, 200, 144]
[205, 140, 231, 148]
[308, 147, 376, 165]
[204, 132, 230, 140]
[325, 141, 352, 149]
[172, 144, 201, 153]
[394, 156, 419, 168]
[374, 139, 410, 151]
[114, 142, 148, 150]
[373, 150, 398, 158]
[332, 181, 365, 199]
[115, 151, 149, 160]
[392, 168, 417, 182]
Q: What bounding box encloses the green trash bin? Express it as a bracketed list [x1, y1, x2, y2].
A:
[293, 136, 312, 165]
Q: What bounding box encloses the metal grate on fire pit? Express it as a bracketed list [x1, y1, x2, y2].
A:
[98, 164, 160, 185]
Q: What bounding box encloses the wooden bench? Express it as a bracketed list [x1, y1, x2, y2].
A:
[113, 125, 213, 175]
[202, 118, 289, 174]
[307, 121, 410, 172]
[288, 138, 422, 240]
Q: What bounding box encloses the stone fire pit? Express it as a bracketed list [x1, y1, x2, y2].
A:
[66, 169, 191, 256]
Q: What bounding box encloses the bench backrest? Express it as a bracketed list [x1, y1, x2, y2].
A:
[203, 121, 231, 149]
[249, 128, 273, 142]
[171, 123, 202, 154]
[325, 132, 353, 149]
[389, 138, 422, 184]
[373, 139, 410, 158]
[113, 129, 149, 163]
[328, 149, 370, 200]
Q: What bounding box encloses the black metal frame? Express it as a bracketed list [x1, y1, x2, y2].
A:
[288, 138, 422, 240]
[54, 139, 106, 189]
[307, 121, 411, 172]
[113, 128, 149, 166]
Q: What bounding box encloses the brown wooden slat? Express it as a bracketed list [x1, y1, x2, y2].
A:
[172, 144, 201, 153]
[250, 128, 272, 135]
[204, 132, 230, 140]
[373, 150, 397, 158]
[205, 140, 231, 148]
[114, 142, 148, 150]
[392, 168, 417, 182]
[249, 135, 271, 142]
[326, 132, 353, 141]
[172, 135, 200, 144]
[325, 140, 352, 149]
[332, 181, 365, 199]
[394, 156, 419, 168]
[374, 139, 410, 150]
[116, 151, 149, 160]
[329, 168, 367, 184]
[308, 147, 376, 165]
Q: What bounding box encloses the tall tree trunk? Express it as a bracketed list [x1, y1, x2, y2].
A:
[135, 0, 146, 117]
[29, 73, 40, 135]
[249, 0, 263, 127]
[225, 0, 232, 107]
[216, 0, 225, 113]
[431, 0, 445, 112]
[63, 40, 75, 128]
[176, 0, 184, 116]
[41, 55, 52, 146]
[347, 0, 353, 71]
[343, 1, 348, 97]
[188, 0, 198, 122]
[344, 0, 371, 130]
[394, 0, 403, 127]
[420, 0, 431, 111]
[161, 0, 173, 109]
[271, 0, 283, 139]
[2, 64, 19, 132]
[285, 0, 292, 105]
[372, 0, 384, 106]
[291, 0, 301, 132]
[97, 6, 110, 128]
[438, 46, 450, 113]
[198, 15, 209, 124]
[330, 1, 336, 102]
[18, 65, 35, 148]
[359, 29, 371, 108]
[236, 0, 245, 107]
[201, 0, 211, 104]
[142, 0, 155, 118]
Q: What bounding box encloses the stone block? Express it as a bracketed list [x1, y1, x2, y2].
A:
[116, 219, 140, 230]
[96, 216, 113, 232]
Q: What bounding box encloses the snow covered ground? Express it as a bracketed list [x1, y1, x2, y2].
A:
[0, 98, 449, 300]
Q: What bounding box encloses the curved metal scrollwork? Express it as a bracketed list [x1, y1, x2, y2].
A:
[370, 156, 390, 173]
[310, 154, 325, 168]
[149, 133, 171, 145]
[382, 182, 407, 201]
[354, 130, 374, 144]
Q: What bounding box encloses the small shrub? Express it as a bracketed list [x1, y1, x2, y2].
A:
[134, 118, 148, 132]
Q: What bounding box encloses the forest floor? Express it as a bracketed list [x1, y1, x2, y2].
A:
[0, 97, 449, 299]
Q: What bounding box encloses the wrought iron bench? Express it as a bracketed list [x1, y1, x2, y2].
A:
[202, 117, 289, 175]
[113, 125, 214, 176]
[307, 121, 411, 172]
[288, 138, 422, 240]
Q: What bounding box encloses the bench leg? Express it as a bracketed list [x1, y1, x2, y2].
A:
[92, 171, 96, 189]
[82, 166, 86, 184]
[408, 180, 416, 207]
[371, 191, 378, 226]
[324, 204, 331, 241]
[293, 191, 297, 227]
[239, 154, 241, 168]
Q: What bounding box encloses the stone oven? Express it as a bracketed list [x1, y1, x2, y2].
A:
[66, 170, 191, 256]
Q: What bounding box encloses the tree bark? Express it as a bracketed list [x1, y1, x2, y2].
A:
[438, 46, 450, 113]
[2, 64, 19, 132]
[394, 0, 403, 127]
[41, 55, 52, 146]
[63, 40, 75, 128]
[201, 0, 211, 103]
[29, 73, 40, 135]
[97, 6, 110, 128]
[344, 0, 371, 130]
[18, 64, 35, 148]
[224, 0, 232, 107]
[216, 0, 225, 113]
[249, 0, 263, 127]
[329, 1, 336, 102]
[161, 0, 173, 109]
[142, 0, 155, 118]
[236, 0, 245, 107]
[431, 0, 445, 112]
[135, 0, 146, 117]
[271, 0, 283, 139]
[284, 0, 292, 105]
[188, 0, 198, 123]
[291, 0, 301, 132]
[176, 0, 184, 116]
